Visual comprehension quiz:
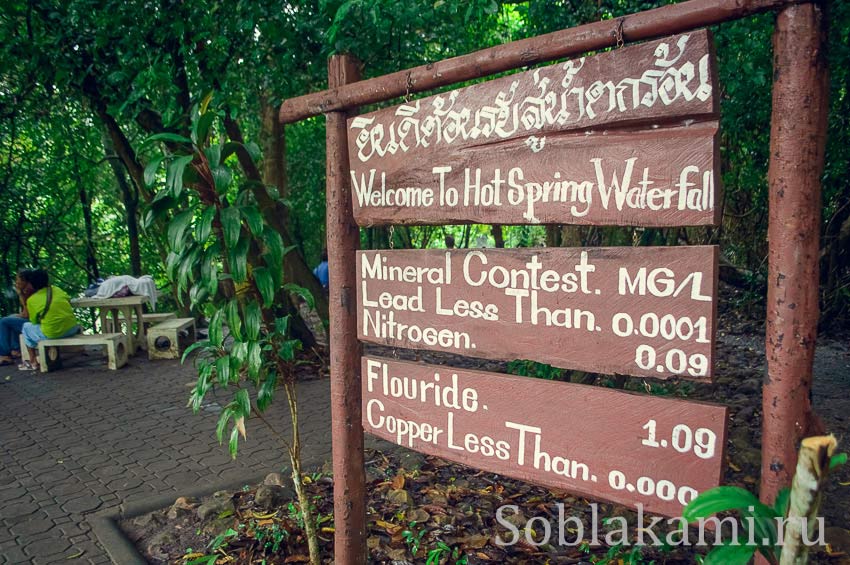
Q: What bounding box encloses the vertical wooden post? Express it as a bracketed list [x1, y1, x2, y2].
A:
[325, 53, 366, 564]
[761, 1, 828, 509]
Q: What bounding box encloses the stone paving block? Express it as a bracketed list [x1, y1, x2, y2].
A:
[9, 513, 52, 537]
[2, 500, 39, 519]
[60, 495, 102, 515]
[47, 480, 86, 498]
[22, 533, 72, 559]
[1, 543, 29, 564]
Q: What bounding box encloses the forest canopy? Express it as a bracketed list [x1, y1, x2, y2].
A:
[1, 0, 848, 329]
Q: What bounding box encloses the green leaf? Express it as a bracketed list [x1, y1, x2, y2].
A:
[220, 141, 242, 162]
[230, 341, 248, 365]
[168, 154, 194, 198]
[253, 267, 275, 307]
[283, 283, 315, 310]
[245, 301, 262, 341]
[830, 452, 848, 470]
[216, 406, 233, 443]
[220, 206, 241, 250]
[683, 487, 764, 522]
[211, 164, 233, 193]
[225, 299, 243, 342]
[245, 141, 262, 162]
[204, 144, 222, 169]
[193, 111, 216, 146]
[277, 338, 299, 361]
[215, 355, 231, 385]
[144, 132, 193, 145]
[229, 424, 240, 459]
[182, 339, 211, 364]
[196, 206, 216, 243]
[248, 341, 263, 381]
[235, 389, 251, 419]
[240, 206, 264, 237]
[274, 315, 290, 337]
[773, 488, 790, 517]
[209, 310, 224, 347]
[229, 238, 249, 284]
[167, 209, 194, 252]
[257, 372, 277, 411]
[703, 541, 756, 565]
[143, 155, 165, 188]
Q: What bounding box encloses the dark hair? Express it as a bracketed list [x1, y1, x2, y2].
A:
[25, 269, 49, 291]
[445, 235, 455, 249]
[321, 249, 328, 262]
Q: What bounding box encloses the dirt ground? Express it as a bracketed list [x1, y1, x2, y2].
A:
[122, 285, 850, 564]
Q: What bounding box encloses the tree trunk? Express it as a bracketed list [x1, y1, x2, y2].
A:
[73, 153, 100, 282]
[492, 224, 504, 248]
[102, 132, 142, 276]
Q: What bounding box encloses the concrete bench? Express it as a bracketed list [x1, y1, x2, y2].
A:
[36, 333, 129, 373]
[148, 318, 196, 360]
[104, 311, 176, 333]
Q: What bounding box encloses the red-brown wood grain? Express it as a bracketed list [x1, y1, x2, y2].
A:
[362, 356, 728, 517]
[357, 247, 718, 380]
[348, 30, 719, 227]
[350, 121, 719, 227]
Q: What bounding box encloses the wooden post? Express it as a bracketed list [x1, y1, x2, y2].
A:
[761, 1, 828, 510]
[325, 53, 366, 564]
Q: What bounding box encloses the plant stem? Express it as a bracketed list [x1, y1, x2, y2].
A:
[284, 379, 321, 565]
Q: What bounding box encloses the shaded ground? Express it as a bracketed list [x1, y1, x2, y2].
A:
[0, 354, 335, 564]
[122, 290, 850, 564]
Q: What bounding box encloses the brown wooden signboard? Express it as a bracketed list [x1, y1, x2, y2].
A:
[348, 30, 719, 227]
[357, 246, 718, 380]
[363, 356, 728, 516]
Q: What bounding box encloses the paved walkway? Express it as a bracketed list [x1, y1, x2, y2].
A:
[0, 353, 333, 564]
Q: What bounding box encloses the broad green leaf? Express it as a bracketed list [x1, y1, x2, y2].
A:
[204, 144, 222, 169]
[167, 210, 194, 252]
[253, 267, 275, 307]
[144, 132, 193, 145]
[248, 341, 263, 381]
[261, 227, 285, 286]
[274, 315, 290, 337]
[199, 91, 214, 115]
[225, 299, 242, 342]
[830, 452, 848, 470]
[220, 206, 241, 250]
[230, 341, 248, 365]
[168, 154, 194, 198]
[189, 285, 209, 310]
[773, 488, 790, 517]
[209, 310, 224, 347]
[703, 541, 756, 565]
[182, 339, 212, 364]
[257, 372, 277, 411]
[240, 206, 264, 237]
[245, 301, 262, 341]
[277, 338, 299, 361]
[143, 155, 165, 187]
[683, 487, 765, 523]
[245, 141, 262, 162]
[220, 141, 242, 162]
[229, 238, 249, 284]
[216, 406, 232, 443]
[228, 424, 239, 459]
[211, 164, 233, 193]
[215, 355, 231, 385]
[196, 206, 216, 243]
[283, 283, 315, 310]
[193, 111, 216, 146]
[235, 389, 251, 419]
[165, 251, 181, 281]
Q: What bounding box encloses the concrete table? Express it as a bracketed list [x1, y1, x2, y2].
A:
[71, 295, 150, 354]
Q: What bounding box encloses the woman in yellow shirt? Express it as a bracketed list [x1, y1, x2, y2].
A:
[19, 269, 80, 371]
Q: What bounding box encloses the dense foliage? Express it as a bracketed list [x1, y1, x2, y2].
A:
[1, 0, 848, 327]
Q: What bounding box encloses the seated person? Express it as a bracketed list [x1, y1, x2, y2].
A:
[0, 270, 36, 366]
[19, 269, 80, 371]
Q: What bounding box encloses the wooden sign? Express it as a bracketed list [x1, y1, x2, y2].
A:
[357, 246, 718, 380]
[363, 356, 728, 516]
[348, 30, 719, 227]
